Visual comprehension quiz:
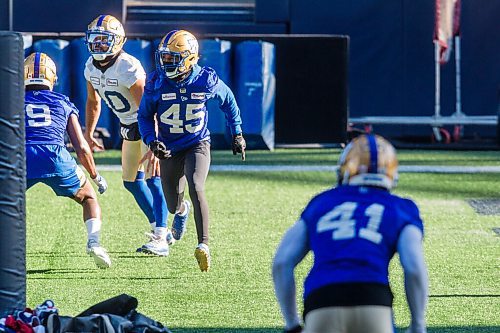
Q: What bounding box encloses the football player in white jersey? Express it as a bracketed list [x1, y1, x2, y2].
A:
[83, 14, 172, 256]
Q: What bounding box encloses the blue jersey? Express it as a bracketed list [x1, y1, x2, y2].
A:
[25, 90, 79, 179]
[138, 65, 242, 154]
[302, 185, 424, 299]
[25, 90, 78, 146]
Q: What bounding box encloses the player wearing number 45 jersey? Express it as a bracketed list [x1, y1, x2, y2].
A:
[138, 30, 246, 271]
[84, 15, 171, 256]
[24, 53, 111, 269]
[273, 135, 429, 333]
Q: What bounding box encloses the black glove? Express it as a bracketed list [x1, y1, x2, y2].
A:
[232, 133, 246, 161]
[149, 140, 171, 159]
[284, 325, 303, 333]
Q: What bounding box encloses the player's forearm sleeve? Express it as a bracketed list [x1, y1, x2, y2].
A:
[214, 80, 242, 135]
[138, 92, 157, 145]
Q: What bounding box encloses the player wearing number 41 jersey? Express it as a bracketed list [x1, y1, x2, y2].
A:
[84, 15, 171, 256]
[273, 134, 428, 333]
[138, 29, 246, 271]
[24, 52, 111, 269]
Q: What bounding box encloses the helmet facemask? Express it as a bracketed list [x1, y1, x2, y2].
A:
[156, 50, 194, 79]
[86, 15, 126, 62]
[156, 30, 199, 80]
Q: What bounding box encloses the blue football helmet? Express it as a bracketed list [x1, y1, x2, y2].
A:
[156, 30, 199, 79]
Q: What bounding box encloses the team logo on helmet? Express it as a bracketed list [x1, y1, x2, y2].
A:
[156, 30, 199, 79]
[337, 134, 398, 190]
[86, 14, 126, 61]
[24, 52, 58, 90]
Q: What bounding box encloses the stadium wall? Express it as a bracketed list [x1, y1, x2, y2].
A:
[11, 0, 124, 32]
[289, 0, 500, 139]
[0, 0, 8, 30]
[7, 0, 499, 142]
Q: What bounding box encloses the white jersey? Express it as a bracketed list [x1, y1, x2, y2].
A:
[84, 52, 146, 125]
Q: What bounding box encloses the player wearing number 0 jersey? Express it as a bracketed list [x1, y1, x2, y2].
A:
[273, 134, 428, 333]
[84, 52, 143, 126]
[25, 52, 111, 269]
[138, 30, 246, 271]
[84, 14, 171, 256]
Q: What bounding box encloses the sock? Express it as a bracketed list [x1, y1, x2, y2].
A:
[150, 222, 156, 231]
[85, 218, 101, 244]
[154, 227, 168, 239]
[177, 201, 188, 216]
[146, 177, 168, 228]
[123, 171, 155, 224]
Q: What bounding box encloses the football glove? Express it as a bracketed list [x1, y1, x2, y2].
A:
[149, 140, 171, 159]
[91, 173, 108, 194]
[232, 133, 246, 161]
[284, 325, 302, 333]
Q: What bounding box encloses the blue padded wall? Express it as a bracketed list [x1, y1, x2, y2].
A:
[33, 39, 71, 97]
[198, 39, 232, 149]
[235, 41, 276, 150]
[70, 37, 117, 148]
[123, 39, 154, 74]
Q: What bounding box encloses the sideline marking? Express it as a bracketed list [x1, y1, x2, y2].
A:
[96, 165, 500, 173]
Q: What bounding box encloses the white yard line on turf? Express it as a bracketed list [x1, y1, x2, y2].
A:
[95, 165, 500, 173]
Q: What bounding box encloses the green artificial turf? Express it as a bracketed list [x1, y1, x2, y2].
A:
[25, 150, 500, 332]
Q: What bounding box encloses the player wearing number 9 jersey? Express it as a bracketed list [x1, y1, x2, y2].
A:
[273, 135, 429, 333]
[138, 30, 246, 271]
[84, 15, 171, 256]
[25, 52, 111, 269]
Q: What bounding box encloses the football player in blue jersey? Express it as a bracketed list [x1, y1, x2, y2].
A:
[24, 52, 111, 269]
[138, 30, 246, 271]
[83, 15, 171, 256]
[273, 134, 428, 333]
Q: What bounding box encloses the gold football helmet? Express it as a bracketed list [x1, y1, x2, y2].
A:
[337, 134, 398, 190]
[86, 14, 126, 61]
[156, 30, 199, 79]
[24, 52, 58, 90]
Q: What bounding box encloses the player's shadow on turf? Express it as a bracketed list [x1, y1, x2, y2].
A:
[27, 251, 81, 257]
[108, 251, 171, 259]
[430, 294, 500, 298]
[27, 268, 97, 274]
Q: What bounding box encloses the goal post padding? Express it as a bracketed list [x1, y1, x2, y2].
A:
[0, 31, 26, 317]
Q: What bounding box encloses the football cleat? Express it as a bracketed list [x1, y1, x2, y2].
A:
[172, 200, 190, 240]
[86, 14, 126, 61]
[24, 52, 58, 90]
[139, 232, 169, 256]
[337, 134, 398, 190]
[194, 243, 211, 272]
[156, 30, 199, 79]
[86, 240, 111, 269]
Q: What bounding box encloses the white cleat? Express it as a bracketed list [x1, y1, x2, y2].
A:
[140, 232, 169, 257]
[86, 240, 111, 269]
